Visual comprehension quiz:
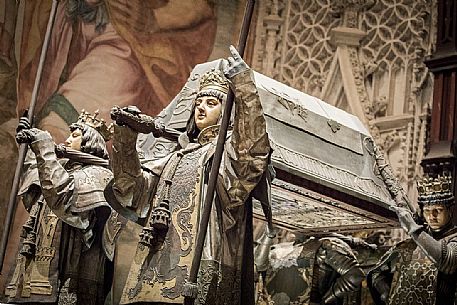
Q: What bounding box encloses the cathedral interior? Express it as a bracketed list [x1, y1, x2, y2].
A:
[0, 0, 456, 304]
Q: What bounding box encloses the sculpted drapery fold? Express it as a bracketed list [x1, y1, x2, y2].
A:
[110, 68, 270, 304]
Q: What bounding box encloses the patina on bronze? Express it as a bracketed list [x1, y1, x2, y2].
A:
[107, 45, 270, 304]
[255, 231, 367, 305]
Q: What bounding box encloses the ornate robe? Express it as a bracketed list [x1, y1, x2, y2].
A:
[5, 134, 113, 305]
[110, 69, 271, 304]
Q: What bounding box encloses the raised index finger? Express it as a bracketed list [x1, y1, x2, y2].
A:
[229, 45, 241, 60]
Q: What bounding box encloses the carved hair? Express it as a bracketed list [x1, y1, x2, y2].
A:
[69, 123, 109, 159]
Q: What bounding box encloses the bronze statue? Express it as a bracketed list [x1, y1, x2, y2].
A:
[5, 110, 114, 305]
[368, 173, 457, 305]
[106, 46, 271, 304]
[254, 228, 367, 305]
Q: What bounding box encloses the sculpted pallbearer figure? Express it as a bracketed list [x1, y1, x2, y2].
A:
[254, 228, 366, 305]
[107, 46, 271, 305]
[5, 110, 114, 305]
[368, 173, 457, 305]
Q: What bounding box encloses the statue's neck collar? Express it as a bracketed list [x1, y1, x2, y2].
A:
[197, 125, 220, 145]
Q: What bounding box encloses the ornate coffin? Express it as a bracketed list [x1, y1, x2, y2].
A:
[137, 60, 398, 235]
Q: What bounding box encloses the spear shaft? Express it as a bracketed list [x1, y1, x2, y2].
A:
[183, 0, 256, 304]
[0, 0, 60, 273]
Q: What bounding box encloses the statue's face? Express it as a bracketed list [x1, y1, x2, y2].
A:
[65, 128, 82, 151]
[194, 95, 222, 130]
[423, 204, 451, 231]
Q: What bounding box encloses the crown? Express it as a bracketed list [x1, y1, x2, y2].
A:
[417, 173, 454, 206]
[198, 69, 229, 95]
[76, 109, 113, 141]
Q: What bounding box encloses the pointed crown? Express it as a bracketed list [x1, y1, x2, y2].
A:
[198, 68, 229, 96]
[76, 109, 113, 141]
[417, 173, 454, 206]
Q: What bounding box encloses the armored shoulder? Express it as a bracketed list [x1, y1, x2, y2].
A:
[71, 165, 113, 213]
[320, 237, 356, 257]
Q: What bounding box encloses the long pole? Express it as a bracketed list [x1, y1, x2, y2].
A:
[0, 0, 60, 273]
[183, 0, 256, 304]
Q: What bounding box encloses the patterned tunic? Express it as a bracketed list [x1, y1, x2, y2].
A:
[368, 227, 457, 305]
[110, 69, 271, 304]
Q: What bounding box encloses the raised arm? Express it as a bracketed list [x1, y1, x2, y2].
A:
[110, 117, 161, 218]
[220, 46, 271, 209]
[16, 124, 89, 229]
[395, 206, 457, 273]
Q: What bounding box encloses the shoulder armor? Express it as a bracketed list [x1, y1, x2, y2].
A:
[320, 237, 355, 257]
[71, 165, 113, 212]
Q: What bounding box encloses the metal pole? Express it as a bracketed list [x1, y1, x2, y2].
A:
[0, 0, 60, 273]
[184, 0, 256, 303]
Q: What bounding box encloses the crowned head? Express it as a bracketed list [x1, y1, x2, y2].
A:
[417, 172, 455, 232]
[67, 110, 112, 159]
[196, 68, 229, 101]
[417, 173, 454, 207]
[74, 109, 113, 141]
[186, 69, 229, 141]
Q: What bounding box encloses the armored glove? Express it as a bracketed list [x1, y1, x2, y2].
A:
[15, 117, 42, 144]
[222, 45, 250, 79]
[254, 225, 276, 272]
[394, 206, 422, 235]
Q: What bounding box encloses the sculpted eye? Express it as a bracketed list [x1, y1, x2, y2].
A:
[208, 99, 218, 106]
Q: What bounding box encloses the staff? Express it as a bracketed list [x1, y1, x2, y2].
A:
[366, 137, 418, 215]
[0, 0, 60, 273]
[183, 0, 256, 304]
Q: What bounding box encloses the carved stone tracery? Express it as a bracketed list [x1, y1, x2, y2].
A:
[252, 0, 436, 197]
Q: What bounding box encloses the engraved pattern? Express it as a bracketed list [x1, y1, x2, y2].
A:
[196, 261, 221, 305]
[255, 184, 375, 230]
[128, 147, 203, 301]
[57, 279, 77, 305]
[389, 247, 437, 305]
[270, 140, 392, 203]
[170, 149, 202, 255]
